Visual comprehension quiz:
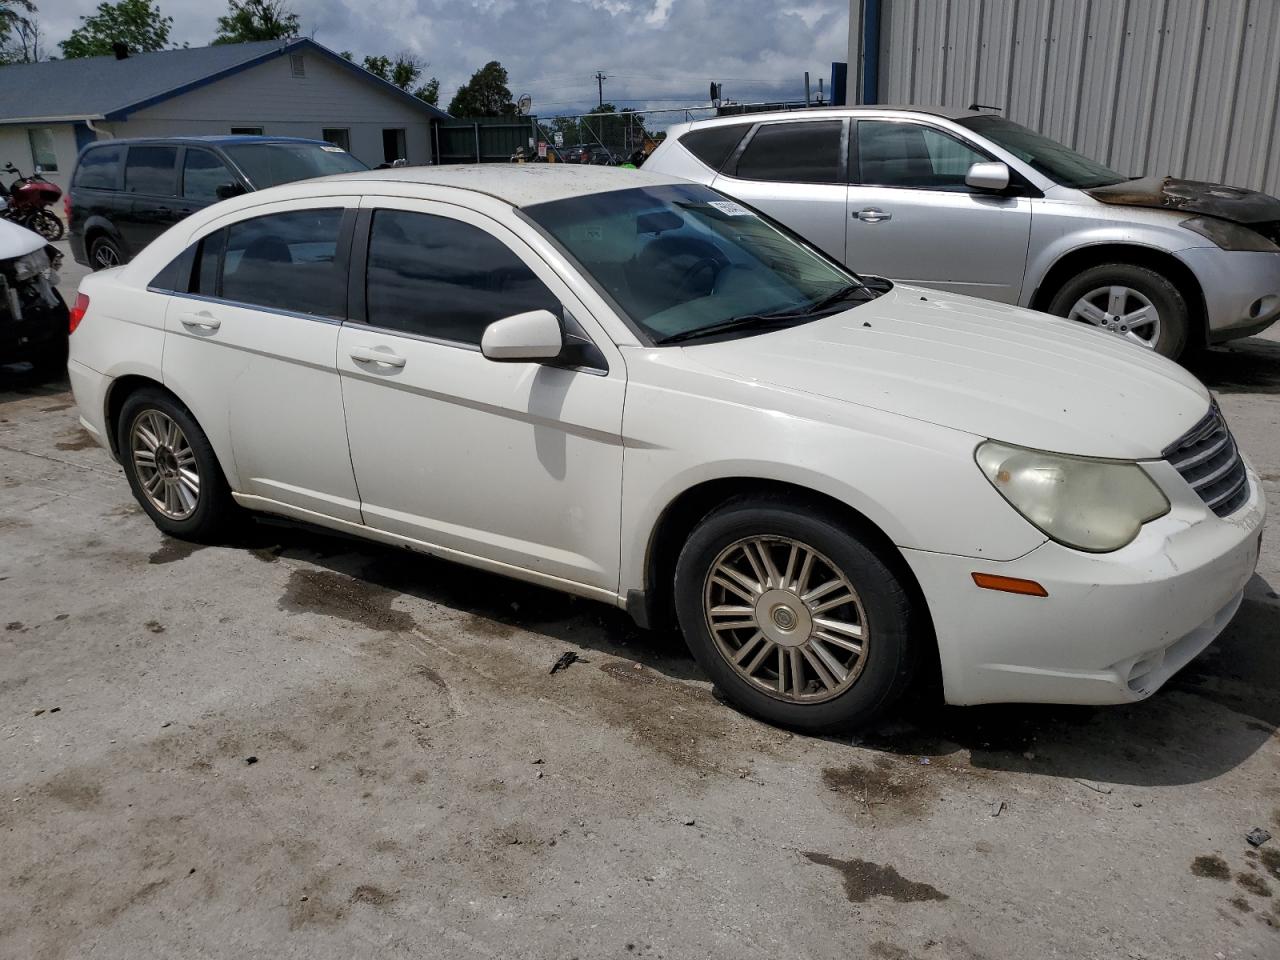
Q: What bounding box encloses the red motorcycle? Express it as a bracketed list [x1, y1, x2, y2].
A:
[1, 162, 63, 241]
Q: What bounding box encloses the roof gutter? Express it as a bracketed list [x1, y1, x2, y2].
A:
[0, 114, 105, 126]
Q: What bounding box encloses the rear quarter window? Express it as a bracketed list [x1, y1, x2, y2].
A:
[74, 145, 123, 190]
[678, 124, 752, 171]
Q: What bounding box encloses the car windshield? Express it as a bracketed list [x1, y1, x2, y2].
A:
[222, 142, 367, 188]
[522, 183, 868, 344]
[957, 115, 1129, 188]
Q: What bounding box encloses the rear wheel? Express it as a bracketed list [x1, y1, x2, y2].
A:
[674, 496, 922, 733]
[117, 388, 238, 542]
[88, 235, 124, 271]
[1048, 262, 1189, 359]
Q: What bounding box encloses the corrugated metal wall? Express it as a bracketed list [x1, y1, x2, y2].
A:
[867, 0, 1280, 194]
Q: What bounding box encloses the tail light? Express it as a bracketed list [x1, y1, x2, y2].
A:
[69, 292, 89, 334]
[64, 193, 71, 221]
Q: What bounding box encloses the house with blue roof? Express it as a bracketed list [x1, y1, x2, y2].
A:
[0, 37, 450, 196]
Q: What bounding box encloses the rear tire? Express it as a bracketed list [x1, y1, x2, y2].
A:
[26, 209, 63, 242]
[1047, 262, 1189, 360]
[88, 235, 124, 271]
[117, 388, 238, 542]
[674, 495, 922, 733]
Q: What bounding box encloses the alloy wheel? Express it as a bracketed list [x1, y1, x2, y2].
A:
[703, 536, 870, 703]
[92, 243, 120, 269]
[130, 410, 200, 520]
[1068, 285, 1161, 348]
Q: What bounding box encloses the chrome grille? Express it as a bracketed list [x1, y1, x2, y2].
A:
[1163, 403, 1250, 517]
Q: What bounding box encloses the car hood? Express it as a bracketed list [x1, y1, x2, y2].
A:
[0, 217, 47, 259]
[683, 286, 1211, 459]
[1087, 176, 1280, 224]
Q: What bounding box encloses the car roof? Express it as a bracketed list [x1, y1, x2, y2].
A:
[683, 104, 986, 128]
[81, 135, 334, 149]
[313, 164, 686, 208]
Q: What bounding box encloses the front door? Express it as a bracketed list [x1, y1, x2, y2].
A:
[162, 200, 363, 521]
[845, 119, 1033, 303]
[336, 199, 626, 592]
[710, 118, 849, 262]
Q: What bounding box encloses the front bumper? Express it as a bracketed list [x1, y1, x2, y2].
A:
[904, 461, 1265, 706]
[1178, 247, 1280, 342]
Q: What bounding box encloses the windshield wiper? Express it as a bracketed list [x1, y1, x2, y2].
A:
[655, 284, 872, 345]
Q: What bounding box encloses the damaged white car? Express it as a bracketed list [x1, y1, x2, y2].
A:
[0, 218, 69, 378]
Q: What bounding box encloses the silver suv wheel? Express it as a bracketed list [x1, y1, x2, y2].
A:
[1068, 284, 1161, 348]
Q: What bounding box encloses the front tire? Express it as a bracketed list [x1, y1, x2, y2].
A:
[117, 388, 237, 542]
[674, 496, 922, 733]
[1048, 262, 1189, 359]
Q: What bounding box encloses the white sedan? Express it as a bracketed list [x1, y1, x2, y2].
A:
[65, 166, 1265, 732]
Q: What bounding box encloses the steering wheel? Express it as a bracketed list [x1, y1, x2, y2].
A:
[672, 254, 726, 300]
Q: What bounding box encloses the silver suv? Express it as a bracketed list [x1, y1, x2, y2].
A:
[645, 106, 1280, 359]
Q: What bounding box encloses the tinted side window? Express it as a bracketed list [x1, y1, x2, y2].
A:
[733, 121, 843, 184]
[182, 149, 235, 202]
[150, 244, 196, 292]
[220, 209, 345, 318]
[74, 145, 123, 190]
[365, 209, 558, 346]
[125, 145, 178, 196]
[679, 124, 751, 171]
[195, 229, 226, 296]
[855, 121, 989, 190]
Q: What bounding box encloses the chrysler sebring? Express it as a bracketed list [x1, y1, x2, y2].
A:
[65, 166, 1265, 731]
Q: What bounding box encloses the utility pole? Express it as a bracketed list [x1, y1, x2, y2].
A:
[594, 71, 607, 107]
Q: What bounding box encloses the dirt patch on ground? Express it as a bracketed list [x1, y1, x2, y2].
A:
[1192, 855, 1231, 880]
[803, 852, 948, 903]
[1237, 871, 1273, 898]
[54, 430, 97, 451]
[349, 884, 396, 907]
[278, 569, 417, 633]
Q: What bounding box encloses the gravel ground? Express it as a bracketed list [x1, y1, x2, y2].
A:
[0, 244, 1277, 959]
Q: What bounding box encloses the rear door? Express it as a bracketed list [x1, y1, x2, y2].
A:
[161, 199, 364, 521]
[121, 144, 181, 254]
[710, 118, 849, 261]
[845, 119, 1033, 303]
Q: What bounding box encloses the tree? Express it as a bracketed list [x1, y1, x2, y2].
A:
[212, 0, 299, 45]
[0, 1, 39, 64]
[361, 52, 439, 106]
[59, 0, 172, 58]
[447, 61, 515, 118]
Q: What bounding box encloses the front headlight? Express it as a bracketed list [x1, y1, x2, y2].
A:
[9, 248, 51, 283]
[976, 441, 1170, 552]
[1180, 215, 1279, 252]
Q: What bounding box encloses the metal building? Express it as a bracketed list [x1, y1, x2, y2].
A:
[848, 0, 1280, 193]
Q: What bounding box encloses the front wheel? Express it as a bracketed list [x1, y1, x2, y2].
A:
[25, 209, 63, 242]
[1047, 262, 1189, 359]
[117, 388, 238, 542]
[674, 496, 922, 733]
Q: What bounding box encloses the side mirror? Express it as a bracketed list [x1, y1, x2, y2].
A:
[215, 182, 246, 200]
[965, 161, 1011, 192]
[481, 309, 565, 362]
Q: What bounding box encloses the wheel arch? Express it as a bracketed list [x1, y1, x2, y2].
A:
[82, 217, 128, 261]
[1028, 243, 1209, 347]
[633, 476, 940, 689]
[103, 374, 227, 489]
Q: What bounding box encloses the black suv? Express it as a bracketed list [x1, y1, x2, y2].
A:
[67, 136, 367, 270]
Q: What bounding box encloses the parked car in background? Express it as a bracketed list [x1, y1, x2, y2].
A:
[561, 143, 616, 165]
[67, 136, 368, 270]
[645, 106, 1280, 359]
[0, 218, 69, 378]
[66, 166, 1263, 733]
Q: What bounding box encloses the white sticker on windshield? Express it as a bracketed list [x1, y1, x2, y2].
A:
[321, 145, 345, 153]
[707, 200, 752, 216]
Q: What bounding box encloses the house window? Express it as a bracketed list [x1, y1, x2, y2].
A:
[381, 128, 406, 164]
[28, 127, 57, 172]
[322, 128, 351, 152]
[230, 127, 263, 136]
[290, 54, 305, 78]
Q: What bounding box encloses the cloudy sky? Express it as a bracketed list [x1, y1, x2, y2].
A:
[42, 0, 849, 122]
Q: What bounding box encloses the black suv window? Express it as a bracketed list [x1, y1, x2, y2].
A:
[733, 121, 844, 183]
[74, 145, 123, 190]
[365, 209, 558, 346]
[124, 145, 178, 196]
[678, 124, 752, 171]
[855, 120, 989, 191]
[218, 209, 346, 318]
[183, 149, 236, 203]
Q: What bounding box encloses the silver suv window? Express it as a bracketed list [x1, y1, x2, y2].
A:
[732, 120, 844, 184]
[854, 120, 988, 192]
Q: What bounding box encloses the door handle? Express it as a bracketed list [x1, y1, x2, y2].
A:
[349, 347, 407, 368]
[855, 208, 892, 223]
[179, 311, 220, 331]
